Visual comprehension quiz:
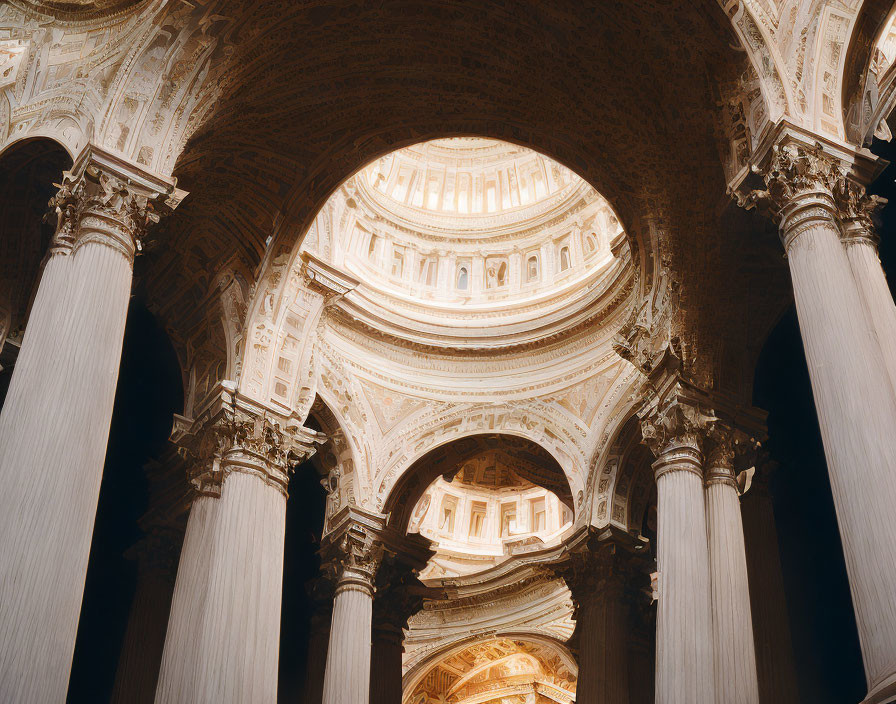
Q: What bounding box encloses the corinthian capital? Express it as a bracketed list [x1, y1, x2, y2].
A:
[638, 386, 717, 459]
[174, 384, 324, 498]
[834, 178, 887, 247]
[323, 520, 385, 593]
[45, 144, 186, 261]
[704, 423, 758, 488]
[744, 142, 840, 224]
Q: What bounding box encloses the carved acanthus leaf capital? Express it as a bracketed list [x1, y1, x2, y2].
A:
[638, 389, 717, 458]
[834, 178, 887, 246]
[373, 559, 427, 634]
[45, 144, 185, 261]
[323, 522, 385, 591]
[175, 386, 324, 498]
[704, 423, 758, 487]
[744, 142, 842, 221]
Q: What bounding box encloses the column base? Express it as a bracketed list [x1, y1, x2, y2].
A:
[863, 672, 896, 704]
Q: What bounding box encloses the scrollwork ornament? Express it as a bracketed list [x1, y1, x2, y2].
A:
[737, 142, 847, 249]
[639, 392, 717, 459]
[325, 525, 384, 591]
[833, 178, 887, 247]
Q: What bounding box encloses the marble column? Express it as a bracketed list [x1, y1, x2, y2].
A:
[750, 142, 896, 703]
[640, 394, 715, 704]
[0, 145, 180, 704]
[321, 522, 383, 704]
[565, 546, 631, 704]
[302, 586, 333, 704]
[740, 457, 800, 703]
[836, 183, 896, 395]
[111, 526, 185, 704]
[704, 428, 759, 704]
[369, 561, 424, 704]
[370, 626, 404, 704]
[155, 398, 320, 704]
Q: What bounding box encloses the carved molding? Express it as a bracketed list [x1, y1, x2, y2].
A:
[173, 383, 324, 498]
[46, 143, 185, 261]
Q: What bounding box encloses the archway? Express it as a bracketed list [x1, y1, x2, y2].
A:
[402, 634, 577, 704]
[383, 434, 573, 538]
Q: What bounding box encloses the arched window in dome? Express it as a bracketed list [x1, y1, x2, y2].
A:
[440, 495, 457, 533]
[559, 246, 571, 271]
[368, 233, 380, 260]
[585, 232, 598, 254]
[527, 255, 539, 282]
[391, 247, 405, 278]
[485, 257, 508, 290]
[457, 266, 469, 290]
[456, 173, 471, 213]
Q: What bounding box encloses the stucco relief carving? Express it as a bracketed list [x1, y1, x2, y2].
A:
[173, 386, 324, 498]
[45, 143, 184, 260]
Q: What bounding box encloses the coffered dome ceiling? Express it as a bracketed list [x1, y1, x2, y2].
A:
[300, 138, 633, 349]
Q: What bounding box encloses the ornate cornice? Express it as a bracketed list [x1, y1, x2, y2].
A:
[172, 383, 324, 499]
[45, 143, 186, 262]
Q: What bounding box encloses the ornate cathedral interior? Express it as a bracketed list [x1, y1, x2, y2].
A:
[2, 2, 896, 703]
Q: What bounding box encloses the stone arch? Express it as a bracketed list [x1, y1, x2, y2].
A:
[842, 0, 896, 144]
[590, 409, 654, 535]
[380, 433, 574, 536]
[402, 632, 577, 704]
[307, 390, 372, 536]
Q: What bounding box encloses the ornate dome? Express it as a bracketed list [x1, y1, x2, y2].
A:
[300, 137, 633, 349]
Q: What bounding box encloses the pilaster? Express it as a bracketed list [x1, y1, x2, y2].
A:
[557, 529, 649, 704]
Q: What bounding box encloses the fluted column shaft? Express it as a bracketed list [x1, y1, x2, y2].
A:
[576, 574, 630, 704]
[155, 471, 287, 704]
[111, 528, 184, 704]
[370, 626, 404, 704]
[0, 162, 155, 703]
[778, 188, 896, 702]
[842, 221, 896, 395]
[653, 438, 715, 704]
[705, 452, 759, 704]
[741, 466, 800, 703]
[302, 605, 332, 704]
[322, 572, 375, 704]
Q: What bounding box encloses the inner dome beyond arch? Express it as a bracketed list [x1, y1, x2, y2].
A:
[298, 136, 633, 349]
